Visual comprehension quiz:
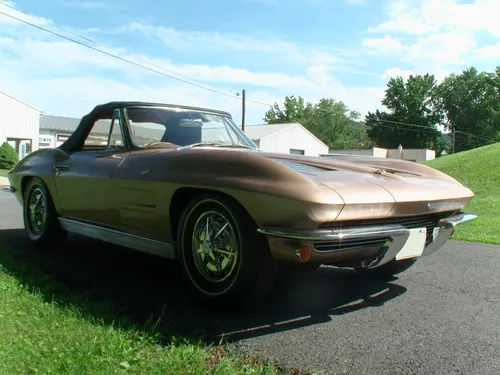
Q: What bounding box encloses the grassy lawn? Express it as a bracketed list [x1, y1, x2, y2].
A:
[0, 239, 281, 375]
[423, 142, 500, 245]
[0, 169, 10, 177]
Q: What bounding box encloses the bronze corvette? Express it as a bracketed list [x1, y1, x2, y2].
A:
[5, 101, 477, 307]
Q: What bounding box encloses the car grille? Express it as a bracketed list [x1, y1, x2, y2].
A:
[317, 211, 457, 250]
[314, 237, 390, 253]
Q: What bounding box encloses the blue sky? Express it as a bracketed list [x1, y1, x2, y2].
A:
[1, 0, 499, 125]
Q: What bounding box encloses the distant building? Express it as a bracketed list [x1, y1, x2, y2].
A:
[38, 115, 81, 149]
[245, 123, 328, 156]
[0, 90, 41, 159]
[325, 145, 436, 162]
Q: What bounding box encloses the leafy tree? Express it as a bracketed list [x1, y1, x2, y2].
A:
[365, 74, 444, 152]
[263, 95, 314, 125]
[437, 66, 500, 152]
[0, 142, 19, 170]
[263, 96, 362, 149]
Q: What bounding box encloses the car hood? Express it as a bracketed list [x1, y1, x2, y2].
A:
[252, 150, 474, 212]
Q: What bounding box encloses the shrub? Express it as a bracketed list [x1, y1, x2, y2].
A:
[0, 142, 19, 170]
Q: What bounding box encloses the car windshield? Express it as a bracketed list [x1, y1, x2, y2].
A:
[123, 106, 258, 150]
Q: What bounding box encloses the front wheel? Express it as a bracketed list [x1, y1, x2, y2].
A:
[176, 193, 278, 309]
[355, 258, 418, 278]
[23, 177, 67, 247]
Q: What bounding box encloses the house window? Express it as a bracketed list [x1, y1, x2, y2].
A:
[290, 148, 305, 155]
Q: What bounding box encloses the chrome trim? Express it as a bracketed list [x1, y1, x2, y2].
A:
[438, 213, 477, 229]
[422, 212, 477, 257]
[58, 218, 176, 260]
[258, 212, 478, 268]
[257, 224, 408, 242]
[2, 186, 16, 193]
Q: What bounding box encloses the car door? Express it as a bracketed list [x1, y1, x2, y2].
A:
[53, 109, 130, 227]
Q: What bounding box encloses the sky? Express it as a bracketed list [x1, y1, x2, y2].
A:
[0, 0, 499, 125]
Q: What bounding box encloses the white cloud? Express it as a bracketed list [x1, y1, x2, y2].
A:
[367, 0, 500, 74]
[475, 42, 500, 61]
[0, 1, 51, 25]
[369, 0, 500, 37]
[381, 67, 417, 81]
[402, 31, 477, 70]
[123, 22, 345, 67]
[0, 0, 391, 126]
[362, 35, 405, 55]
[0, 33, 384, 125]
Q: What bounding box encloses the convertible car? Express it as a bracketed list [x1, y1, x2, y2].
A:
[5, 101, 477, 307]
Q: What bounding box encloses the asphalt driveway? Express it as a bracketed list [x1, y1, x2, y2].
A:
[0, 188, 499, 375]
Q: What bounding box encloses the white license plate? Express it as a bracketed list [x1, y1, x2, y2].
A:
[395, 228, 427, 260]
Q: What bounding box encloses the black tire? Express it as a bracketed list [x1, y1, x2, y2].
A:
[176, 193, 278, 309]
[355, 258, 417, 278]
[23, 177, 67, 247]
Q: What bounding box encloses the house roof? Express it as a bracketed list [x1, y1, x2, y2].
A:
[245, 122, 328, 148]
[0, 89, 42, 112]
[244, 123, 296, 140]
[40, 115, 81, 132]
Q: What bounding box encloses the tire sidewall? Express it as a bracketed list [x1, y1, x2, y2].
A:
[23, 178, 51, 242]
[177, 196, 247, 299]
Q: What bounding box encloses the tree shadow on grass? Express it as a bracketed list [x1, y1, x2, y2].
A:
[0, 229, 407, 345]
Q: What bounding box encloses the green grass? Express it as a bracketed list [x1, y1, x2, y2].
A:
[423, 142, 500, 245]
[0, 169, 10, 177]
[0, 240, 282, 375]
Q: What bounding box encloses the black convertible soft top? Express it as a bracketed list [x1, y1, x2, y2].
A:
[58, 101, 232, 152]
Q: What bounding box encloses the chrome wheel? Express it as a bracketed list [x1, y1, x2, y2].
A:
[191, 211, 239, 283]
[28, 187, 46, 235]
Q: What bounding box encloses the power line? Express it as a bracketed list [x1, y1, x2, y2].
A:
[0, 7, 241, 99]
[1, 1, 96, 43]
[0, 1, 238, 95]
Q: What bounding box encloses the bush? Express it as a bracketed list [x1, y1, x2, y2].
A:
[0, 142, 19, 170]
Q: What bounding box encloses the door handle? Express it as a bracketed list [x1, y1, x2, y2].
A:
[54, 165, 69, 176]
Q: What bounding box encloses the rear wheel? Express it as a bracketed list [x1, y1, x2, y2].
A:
[23, 177, 67, 247]
[176, 193, 278, 309]
[355, 258, 417, 278]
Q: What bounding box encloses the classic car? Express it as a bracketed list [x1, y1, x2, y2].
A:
[5, 101, 477, 307]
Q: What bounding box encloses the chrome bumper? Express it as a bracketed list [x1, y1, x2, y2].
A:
[2, 186, 16, 193]
[258, 212, 477, 268]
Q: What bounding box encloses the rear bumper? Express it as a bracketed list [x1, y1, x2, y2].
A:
[258, 212, 477, 268]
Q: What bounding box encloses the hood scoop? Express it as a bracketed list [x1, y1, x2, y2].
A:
[272, 159, 335, 175]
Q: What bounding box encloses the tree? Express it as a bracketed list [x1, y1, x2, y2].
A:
[263, 96, 362, 149]
[365, 74, 444, 152]
[437, 66, 500, 152]
[0, 142, 19, 170]
[263, 95, 314, 125]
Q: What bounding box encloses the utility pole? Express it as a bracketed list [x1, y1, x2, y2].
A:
[241, 89, 246, 131]
[452, 127, 456, 154]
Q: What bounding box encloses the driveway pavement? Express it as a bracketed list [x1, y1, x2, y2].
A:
[0, 189, 499, 375]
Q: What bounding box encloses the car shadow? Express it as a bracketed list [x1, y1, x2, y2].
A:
[0, 229, 407, 344]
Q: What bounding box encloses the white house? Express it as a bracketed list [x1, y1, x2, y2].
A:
[38, 115, 81, 149]
[245, 123, 329, 156]
[0, 90, 42, 159]
[325, 145, 436, 162]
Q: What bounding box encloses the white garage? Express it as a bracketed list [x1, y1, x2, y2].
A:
[38, 115, 81, 149]
[244, 123, 328, 157]
[0, 90, 41, 159]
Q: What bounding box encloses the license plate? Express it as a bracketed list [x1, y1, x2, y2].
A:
[395, 228, 426, 260]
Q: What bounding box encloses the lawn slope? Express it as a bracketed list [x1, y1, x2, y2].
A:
[423, 142, 500, 244]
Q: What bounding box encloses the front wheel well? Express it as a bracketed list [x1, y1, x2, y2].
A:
[21, 176, 33, 197]
[169, 187, 252, 241]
